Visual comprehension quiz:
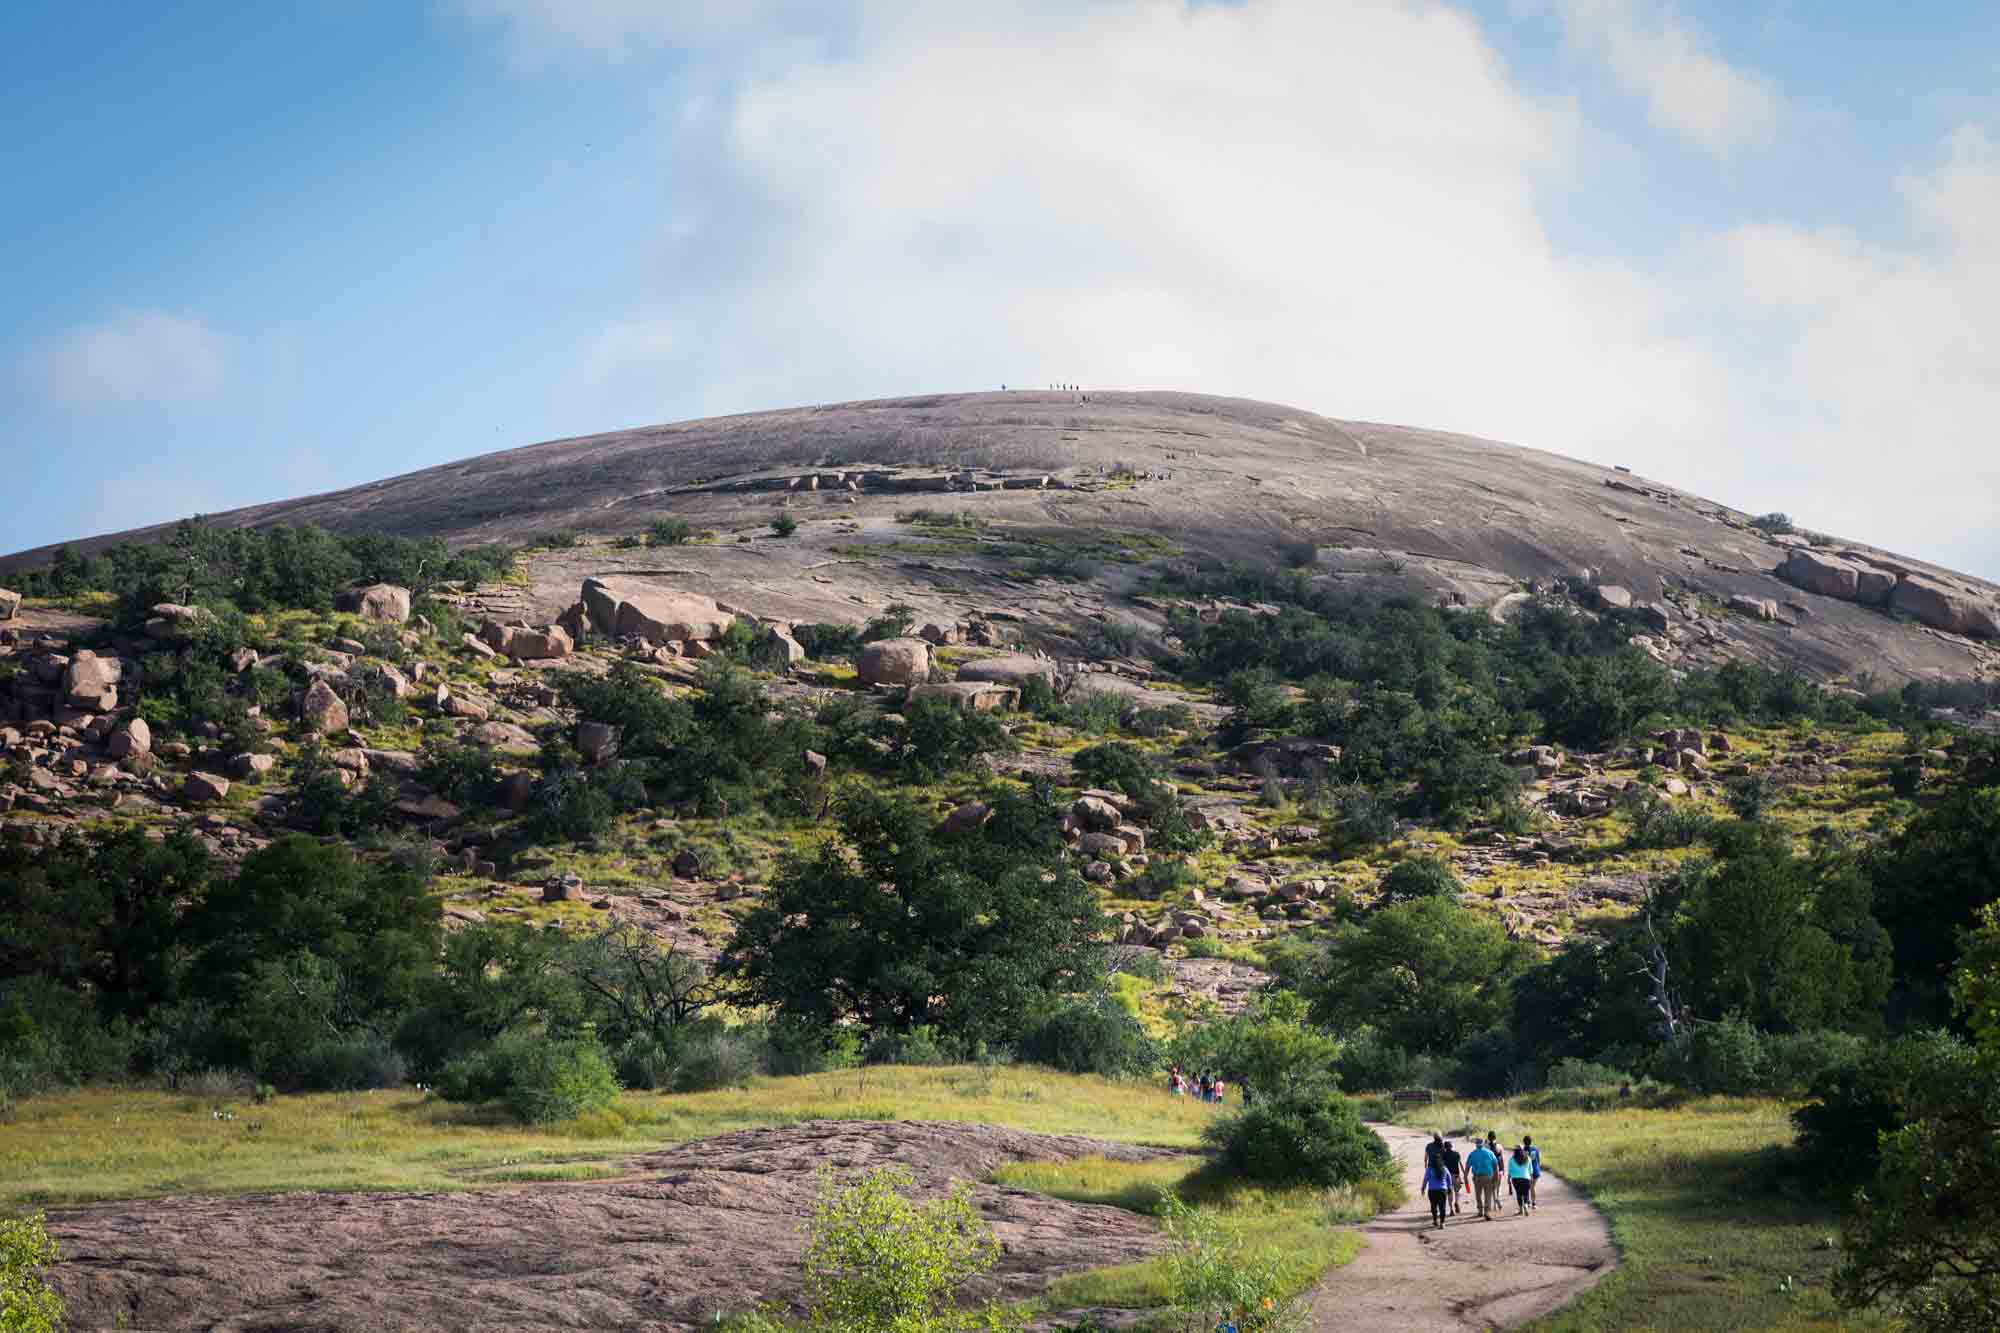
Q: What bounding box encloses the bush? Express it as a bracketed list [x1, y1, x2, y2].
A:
[1792, 1030, 1975, 1188]
[1543, 1057, 1633, 1089]
[1129, 857, 1195, 900]
[0, 978, 135, 1096]
[667, 1027, 760, 1093]
[1750, 512, 1795, 535]
[438, 1030, 621, 1124]
[1071, 741, 1159, 795]
[0, 1211, 65, 1333]
[1621, 787, 1715, 849]
[792, 623, 864, 661]
[1376, 855, 1461, 906]
[1761, 1028, 1871, 1096]
[770, 515, 799, 538]
[1657, 1017, 1767, 1095]
[293, 1034, 408, 1091]
[800, 1166, 1021, 1332]
[1204, 1087, 1393, 1188]
[647, 518, 693, 546]
[1157, 1193, 1308, 1333]
[1016, 995, 1159, 1077]
[417, 741, 499, 806]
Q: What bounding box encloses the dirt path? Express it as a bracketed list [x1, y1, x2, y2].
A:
[1305, 1125, 1617, 1330]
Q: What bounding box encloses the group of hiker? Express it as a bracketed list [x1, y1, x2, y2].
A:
[1166, 1065, 1232, 1105]
[1421, 1131, 1541, 1228]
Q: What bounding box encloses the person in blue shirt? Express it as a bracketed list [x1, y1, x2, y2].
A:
[1422, 1156, 1454, 1228]
[1523, 1134, 1542, 1210]
[1465, 1139, 1501, 1219]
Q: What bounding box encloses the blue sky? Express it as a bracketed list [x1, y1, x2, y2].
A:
[6, 1, 2000, 578]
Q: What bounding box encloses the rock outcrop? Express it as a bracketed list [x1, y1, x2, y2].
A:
[1779, 545, 1998, 639]
[334, 583, 413, 624]
[858, 637, 933, 686]
[580, 578, 735, 646]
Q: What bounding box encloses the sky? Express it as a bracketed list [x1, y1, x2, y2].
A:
[5, 1, 1999, 577]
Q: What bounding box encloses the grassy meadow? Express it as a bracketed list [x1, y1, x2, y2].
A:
[0, 1065, 1217, 1208]
[1393, 1094, 1880, 1332]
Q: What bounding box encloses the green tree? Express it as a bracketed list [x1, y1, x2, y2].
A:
[186, 837, 441, 1022]
[1301, 897, 1532, 1054]
[1655, 823, 1891, 1033]
[1165, 991, 1340, 1101]
[722, 791, 1109, 1047]
[1870, 786, 2000, 1029]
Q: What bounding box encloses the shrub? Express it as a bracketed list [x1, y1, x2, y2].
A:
[770, 515, 799, 538]
[0, 978, 135, 1096]
[1749, 512, 1795, 534]
[1016, 995, 1159, 1077]
[1725, 773, 1778, 821]
[758, 1016, 863, 1077]
[529, 529, 581, 549]
[293, 1034, 407, 1091]
[1761, 1028, 1871, 1096]
[792, 623, 864, 661]
[1657, 1017, 1767, 1095]
[800, 1166, 1022, 1332]
[0, 1212, 65, 1333]
[647, 518, 694, 546]
[1376, 855, 1461, 906]
[1543, 1057, 1633, 1089]
[439, 1030, 620, 1124]
[1792, 1030, 1975, 1188]
[417, 740, 499, 806]
[667, 1027, 760, 1093]
[1129, 857, 1196, 900]
[1071, 741, 1159, 795]
[1620, 787, 1715, 849]
[893, 695, 1014, 780]
[1204, 1087, 1393, 1188]
[1157, 1193, 1308, 1333]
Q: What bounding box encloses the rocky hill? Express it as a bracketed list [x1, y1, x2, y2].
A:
[6, 390, 1997, 685]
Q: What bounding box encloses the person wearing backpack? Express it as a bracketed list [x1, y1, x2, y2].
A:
[1440, 1138, 1464, 1216]
[1422, 1154, 1454, 1229]
[1465, 1138, 1501, 1219]
[1508, 1145, 1534, 1216]
[1523, 1133, 1542, 1210]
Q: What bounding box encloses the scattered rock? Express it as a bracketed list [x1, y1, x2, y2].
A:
[335, 584, 413, 624]
[181, 772, 231, 804]
[857, 637, 933, 686]
[300, 680, 349, 734]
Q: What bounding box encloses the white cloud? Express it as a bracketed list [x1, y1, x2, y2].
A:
[607, 0, 1733, 467]
[27, 309, 231, 412]
[1711, 123, 2000, 574]
[1551, 0, 1785, 153]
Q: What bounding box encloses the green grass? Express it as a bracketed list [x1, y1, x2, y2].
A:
[0, 1066, 1214, 1207]
[994, 1155, 1379, 1318]
[1393, 1094, 1880, 1331]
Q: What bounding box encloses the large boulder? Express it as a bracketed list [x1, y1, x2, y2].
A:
[956, 653, 1056, 685]
[1592, 585, 1633, 611]
[1892, 575, 2000, 639]
[857, 637, 933, 686]
[335, 584, 413, 624]
[504, 625, 573, 662]
[105, 717, 152, 760]
[1781, 549, 1863, 600]
[0, 588, 18, 620]
[63, 652, 126, 711]
[580, 578, 734, 645]
[300, 679, 349, 734]
[180, 772, 231, 804]
[751, 625, 806, 672]
[907, 681, 1018, 713]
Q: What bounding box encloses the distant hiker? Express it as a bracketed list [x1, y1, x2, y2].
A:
[1523, 1133, 1542, 1210]
[1441, 1139, 1464, 1215]
[1508, 1145, 1534, 1216]
[1466, 1138, 1501, 1219]
[1422, 1155, 1454, 1229]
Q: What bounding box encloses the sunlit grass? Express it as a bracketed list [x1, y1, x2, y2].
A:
[0, 1067, 1214, 1208]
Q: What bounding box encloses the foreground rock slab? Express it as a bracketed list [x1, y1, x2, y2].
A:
[49, 1119, 1176, 1332]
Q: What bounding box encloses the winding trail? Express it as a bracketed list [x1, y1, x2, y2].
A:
[1306, 1125, 1618, 1330]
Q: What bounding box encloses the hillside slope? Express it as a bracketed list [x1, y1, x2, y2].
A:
[7, 390, 1995, 684]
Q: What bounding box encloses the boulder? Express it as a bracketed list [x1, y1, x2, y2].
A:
[1077, 831, 1128, 859]
[144, 603, 212, 641]
[300, 679, 349, 734]
[543, 872, 585, 903]
[461, 633, 497, 659]
[1592, 585, 1633, 611]
[227, 752, 276, 779]
[105, 717, 152, 760]
[504, 625, 572, 662]
[956, 653, 1056, 685]
[64, 652, 126, 710]
[907, 681, 1018, 713]
[467, 721, 537, 751]
[1072, 795, 1122, 833]
[181, 772, 231, 804]
[372, 663, 413, 698]
[1728, 594, 1779, 621]
[580, 578, 735, 645]
[671, 848, 702, 879]
[442, 693, 489, 721]
[0, 589, 18, 621]
[1781, 549, 1862, 600]
[498, 771, 537, 813]
[857, 637, 933, 686]
[941, 801, 993, 835]
[1891, 575, 2000, 639]
[752, 625, 806, 671]
[918, 623, 962, 646]
[576, 721, 619, 762]
[335, 584, 413, 624]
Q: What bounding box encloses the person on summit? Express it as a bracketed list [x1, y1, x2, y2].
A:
[1465, 1137, 1501, 1219]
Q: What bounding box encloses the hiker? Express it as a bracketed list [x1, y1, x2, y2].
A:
[1168, 1066, 1184, 1096]
[1465, 1137, 1501, 1219]
[1212, 1074, 1226, 1107]
[1422, 1153, 1454, 1229]
[1425, 1133, 1444, 1169]
[1441, 1138, 1464, 1215]
[1508, 1145, 1534, 1216]
[1523, 1133, 1542, 1210]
